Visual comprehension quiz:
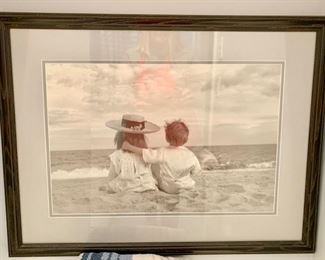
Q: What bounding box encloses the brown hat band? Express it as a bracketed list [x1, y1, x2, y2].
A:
[121, 119, 145, 130]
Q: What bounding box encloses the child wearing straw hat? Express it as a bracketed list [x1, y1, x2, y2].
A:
[105, 114, 160, 193]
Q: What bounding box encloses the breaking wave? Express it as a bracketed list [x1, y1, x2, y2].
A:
[246, 161, 276, 169]
[201, 160, 276, 171]
[51, 167, 108, 180]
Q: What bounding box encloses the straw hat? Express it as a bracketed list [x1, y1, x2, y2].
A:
[105, 114, 160, 134]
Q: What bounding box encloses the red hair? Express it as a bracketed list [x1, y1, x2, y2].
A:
[114, 132, 148, 149]
[165, 120, 189, 147]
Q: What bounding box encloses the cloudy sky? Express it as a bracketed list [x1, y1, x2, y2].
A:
[45, 62, 283, 151]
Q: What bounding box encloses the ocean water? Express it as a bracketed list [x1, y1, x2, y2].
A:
[50, 144, 277, 180]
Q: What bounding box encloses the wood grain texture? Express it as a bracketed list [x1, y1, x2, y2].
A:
[0, 13, 324, 256]
[0, 13, 325, 30]
[0, 21, 24, 257]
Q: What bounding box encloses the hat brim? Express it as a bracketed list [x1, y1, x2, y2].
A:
[105, 120, 160, 134]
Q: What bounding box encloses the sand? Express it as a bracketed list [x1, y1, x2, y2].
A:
[51, 169, 276, 215]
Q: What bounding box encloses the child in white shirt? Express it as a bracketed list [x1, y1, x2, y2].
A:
[122, 120, 201, 194]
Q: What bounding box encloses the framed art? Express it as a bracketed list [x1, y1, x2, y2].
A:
[0, 13, 324, 256]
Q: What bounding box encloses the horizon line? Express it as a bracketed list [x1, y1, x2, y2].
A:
[50, 143, 277, 153]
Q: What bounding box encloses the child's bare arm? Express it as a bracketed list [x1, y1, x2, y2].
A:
[123, 142, 162, 164]
[122, 141, 143, 155]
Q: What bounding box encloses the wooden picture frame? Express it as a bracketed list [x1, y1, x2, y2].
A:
[0, 13, 324, 256]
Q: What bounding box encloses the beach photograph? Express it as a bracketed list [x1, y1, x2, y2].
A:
[44, 60, 283, 215]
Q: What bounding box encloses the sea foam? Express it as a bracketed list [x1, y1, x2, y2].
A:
[246, 161, 276, 169]
[51, 167, 109, 180]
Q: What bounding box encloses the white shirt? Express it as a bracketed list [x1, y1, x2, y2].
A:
[107, 150, 157, 193]
[142, 146, 201, 194]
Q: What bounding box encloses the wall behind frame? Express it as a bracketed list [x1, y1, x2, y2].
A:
[0, 0, 325, 259]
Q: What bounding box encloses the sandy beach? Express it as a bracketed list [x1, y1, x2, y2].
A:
[51, 168, 275, 215]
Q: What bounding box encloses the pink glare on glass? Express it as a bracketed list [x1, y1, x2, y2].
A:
[134, 63, 176, 96]
[130, 31, 186, 97]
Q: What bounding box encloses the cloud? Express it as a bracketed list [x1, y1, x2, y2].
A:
[45, 62, 282, 149]
[48, 109, 84, 128]
[200, 63, 282, 99]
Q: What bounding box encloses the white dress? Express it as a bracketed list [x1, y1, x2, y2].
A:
[107, 150, 158, 193]
[142, 146, 201, 194]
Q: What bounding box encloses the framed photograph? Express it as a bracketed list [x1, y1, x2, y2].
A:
[0, 13, 324, 256]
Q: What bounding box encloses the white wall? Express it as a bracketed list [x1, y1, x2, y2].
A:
[0, 0, 325, 16]
[0, 1, 325, 259]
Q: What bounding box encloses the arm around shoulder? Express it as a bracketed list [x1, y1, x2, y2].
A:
[122, 141, 143, 155]
[142, 148, 163, 164]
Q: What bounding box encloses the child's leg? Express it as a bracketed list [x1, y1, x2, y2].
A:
[151, 164, 161, 185]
